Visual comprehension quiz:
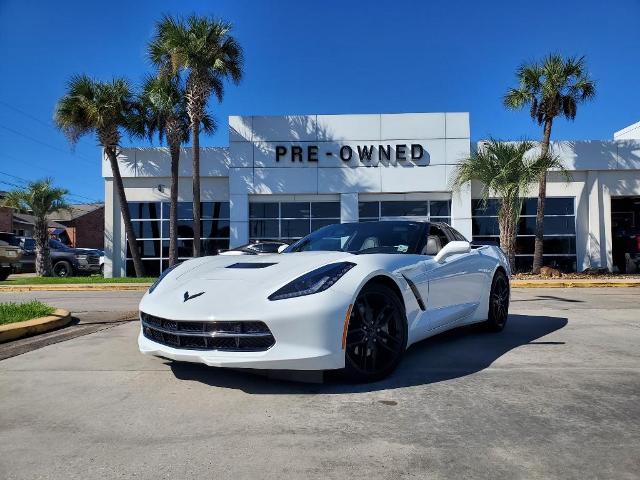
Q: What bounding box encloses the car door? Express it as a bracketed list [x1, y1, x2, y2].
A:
[423, 224, 483, 330]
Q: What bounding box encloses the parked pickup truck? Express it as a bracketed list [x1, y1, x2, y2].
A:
[0, 233, 22, 281]
[19, 238, 102, 277]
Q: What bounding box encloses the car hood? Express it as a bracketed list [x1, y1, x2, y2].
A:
[178, 251, 354, 283]
[141, 251, 358, 318]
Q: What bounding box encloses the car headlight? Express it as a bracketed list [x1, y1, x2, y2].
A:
[75, 254, 88, 261]
[268, 262, 355, 301]
[148, 263, 180, 294]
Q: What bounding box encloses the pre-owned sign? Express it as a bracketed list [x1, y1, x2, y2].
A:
[275, 144, 427, 164]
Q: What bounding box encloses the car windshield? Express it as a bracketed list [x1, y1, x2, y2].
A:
[23, 239, 35, 250]
[285, 221, 426, 255]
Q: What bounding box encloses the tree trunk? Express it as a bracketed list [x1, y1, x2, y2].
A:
[106, 146, 145, 277]
[191, 121, 202, 257]
[169, 144, 180, 266]
[532, 118, 553, 274]
[498, 202, 517, 273]
[34, 217, 51, 277]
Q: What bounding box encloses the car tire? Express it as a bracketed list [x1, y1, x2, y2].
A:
[52, 260, 73, 278]
[0, 269, 10, 281]
[100, 264, 104, 276]
[342, 283, 408, 382]
[483, 269, 510, 332]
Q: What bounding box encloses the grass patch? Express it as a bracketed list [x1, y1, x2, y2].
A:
[3, 276, 155, 285]
[0, 301, 56, 325]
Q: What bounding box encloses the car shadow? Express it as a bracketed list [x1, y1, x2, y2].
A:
[168, 313, 568, 394]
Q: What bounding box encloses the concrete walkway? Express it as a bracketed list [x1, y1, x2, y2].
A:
[0, 288, 638, 479]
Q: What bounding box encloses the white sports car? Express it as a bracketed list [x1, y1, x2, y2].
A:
[138, 221, 511, 381]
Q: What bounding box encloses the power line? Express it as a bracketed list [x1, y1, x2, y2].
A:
[0, 123, 96, 165]
[0, 99, 97, 158]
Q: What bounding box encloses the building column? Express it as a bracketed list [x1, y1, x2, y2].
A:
[586, 171, 605, 269]
[341, 193, 359, 223]
[451, 182, 472, 240]
[601, 185, 613, 271]
[230, 193, 249, 247]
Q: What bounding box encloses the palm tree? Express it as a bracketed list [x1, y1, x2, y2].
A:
[4, 179, 68, 277]
[452, 139, 569, 271]
[504, 54, 595, 273]
[149, 14, 243, 257]
[139, 74, 216, 266]
[54, 75, 146, 277]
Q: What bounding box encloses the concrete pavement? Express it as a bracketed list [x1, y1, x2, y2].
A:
[0, 291, 141, 360]
[0, 288, 638, 479]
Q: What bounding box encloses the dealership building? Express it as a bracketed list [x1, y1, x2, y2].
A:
[102, 113, 640, 277]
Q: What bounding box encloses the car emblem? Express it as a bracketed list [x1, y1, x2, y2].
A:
[183, 291, 205, 302]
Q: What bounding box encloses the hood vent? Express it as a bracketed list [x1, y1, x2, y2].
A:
[226, 262, 278, 269]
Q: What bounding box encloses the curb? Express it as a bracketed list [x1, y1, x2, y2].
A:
[0, 284, 151, 293]
[511, 280, 640, 288]
[0, 309, 72, 343]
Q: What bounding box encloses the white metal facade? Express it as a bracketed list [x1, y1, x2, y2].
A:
[102, 113, 640, 277]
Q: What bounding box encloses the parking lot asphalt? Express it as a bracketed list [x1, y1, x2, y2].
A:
[0, 288, 638, 479]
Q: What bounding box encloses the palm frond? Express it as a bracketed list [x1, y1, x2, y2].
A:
[504, 54, 596, 123]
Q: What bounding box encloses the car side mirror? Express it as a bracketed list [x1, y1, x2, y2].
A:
[434, 241, 470, 263]
[277, 244, 289, 253]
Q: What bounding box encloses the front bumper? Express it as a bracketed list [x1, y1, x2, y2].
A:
[138, 290, 353, 371]
[75, 261, 101, 273]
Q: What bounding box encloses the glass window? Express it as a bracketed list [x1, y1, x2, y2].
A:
[202, 202, 230, 219]
[381, 201, 428, 217]
[281, 219, 310, 238]
[127, 259, 162, 277]
[126, 240, 161, 259]
[132, 221, 162, 239]
[129, 202, 161, 220]
[249, 201, 340, 241]
[359, 202, 379, 219]
[471, 196, 576, 271]
[126, 198, 231, 275]
[161, 220, 195, 239]
[201, 239, 230, 255]
[515, 236, 576, 255]
[311, 202, 340, 218]
[472, 217, 500, 236]
[201, 220, 230, 238]
[518, 217, 576, 236]
[520, 198, 538, 216]
[281, 202, 311, 218]
[250, 220, 279, 239]
[360, 200, 451, 222]
[249, 203, 279, 218]
[471, 199, 500, 216]
[430, 201, 451, 217]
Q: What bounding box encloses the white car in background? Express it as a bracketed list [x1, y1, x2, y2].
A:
[138, 221, 510, 382]
[218, 240, 289, 256]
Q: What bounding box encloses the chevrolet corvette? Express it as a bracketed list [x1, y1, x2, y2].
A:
[138, 220, 511, 381]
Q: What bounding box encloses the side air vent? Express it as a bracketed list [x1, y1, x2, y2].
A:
[226, 262, 278, 269]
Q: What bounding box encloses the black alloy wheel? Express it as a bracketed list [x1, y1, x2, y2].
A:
[344, 283, 407, 382]
[485, 270, 510, 331]
[53, 261, 72, 278]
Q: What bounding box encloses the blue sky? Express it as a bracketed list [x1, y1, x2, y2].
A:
[0, 0, 638, 203]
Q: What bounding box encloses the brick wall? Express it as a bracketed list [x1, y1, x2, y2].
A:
[0, 207, 12, 232]
[68, 207, 104, 249]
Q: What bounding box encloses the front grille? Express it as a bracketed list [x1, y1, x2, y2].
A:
[87, 255, 100, 265]
[140, 312, 275, 352]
